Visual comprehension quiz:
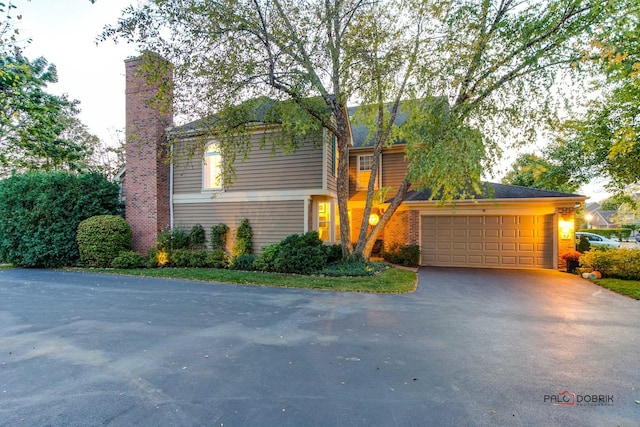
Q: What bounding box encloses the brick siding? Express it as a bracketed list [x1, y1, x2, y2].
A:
[125, 55, 173, 253]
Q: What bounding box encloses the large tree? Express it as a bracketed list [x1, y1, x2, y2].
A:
[100, 0, 612, 259]
[501, 152, 581, 193]
[552, 0, 640, 190]
[0, 2, 100, 175]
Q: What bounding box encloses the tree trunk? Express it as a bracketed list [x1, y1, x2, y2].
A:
[353, 178, 411, 260]
[335, 109, 353, 259]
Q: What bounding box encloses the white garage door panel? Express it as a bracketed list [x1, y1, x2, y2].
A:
[421, 215, 554, 269]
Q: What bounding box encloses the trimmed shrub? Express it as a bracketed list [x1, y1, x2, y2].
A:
[233, 218, 253, 256]
[253, 243, 281, 272]
[189, 224, 206, 249]
[207, 249, 228, 269]
[210, 223, 229, 251]
[157, 227, 190, 252]
[580, 248, 640, 279]
[112, 251, 146, 269]
[381, 244, 420, 267]
[146, 248, 160, 268]
[273, 232, 327, 274]
[230, 254, 257, 271]
[172, 249, 208, 268]
[0, 171, 121, 268]
[77, 215, 132, 268]
[324, 244, 343, 263]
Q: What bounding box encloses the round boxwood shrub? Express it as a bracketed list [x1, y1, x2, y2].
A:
[273, 232, 327, 274]
[77, 215, 132, 268]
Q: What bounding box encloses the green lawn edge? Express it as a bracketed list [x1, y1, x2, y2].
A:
[592, 278, 640, 300]
[70, 266, 418, 293]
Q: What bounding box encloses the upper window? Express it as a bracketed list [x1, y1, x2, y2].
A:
[203, 143, 222, 190]
[357, 154, 378, 190]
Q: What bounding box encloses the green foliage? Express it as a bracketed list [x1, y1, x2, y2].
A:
[77, 215, 131, 268]
[580, 248, 640, 280]
[576, 235, 591, 252]
[324, 244, 343, 264]
[210, 223, 229, 251]
[171, 249, 208, 268]
[145, 248, 160, 268]
[233, 218, 253, 256]
[319, 261, 388, 277]
[381, 244, 420, 267]
[230, 254, 257, 271]
[188, 224, 206, 249]
[501, 153, 580, 193]
[111, 251, 146, 269]
[0, 5, 99, 174]
[272, 232, 327, 274]
[157, 227, 190, 252]
[0, 171, 121, 267]
[253, 243, 281, 272]
[206, 249, 228, 269]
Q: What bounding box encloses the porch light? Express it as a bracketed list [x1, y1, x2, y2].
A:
[368, 213, 380, 226]
[558, 218, 574, 240]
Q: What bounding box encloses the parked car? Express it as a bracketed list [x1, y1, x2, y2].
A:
[636, 233, 640, 244]
[575, 232, 621, 248]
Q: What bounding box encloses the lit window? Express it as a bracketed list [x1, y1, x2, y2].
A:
[358, 154, 378, 189]
[203, 143, 222, 190]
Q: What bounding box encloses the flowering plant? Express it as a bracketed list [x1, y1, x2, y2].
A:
[560, 250, 583, 262]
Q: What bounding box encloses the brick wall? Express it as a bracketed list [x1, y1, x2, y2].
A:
[125, 54, 173, 253]
[557, 207, 577, 270]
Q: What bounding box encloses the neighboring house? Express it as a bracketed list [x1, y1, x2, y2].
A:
[124, 56, 586, 270]
[584, 202, 619, 229]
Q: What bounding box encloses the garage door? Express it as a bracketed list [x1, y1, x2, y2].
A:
[421, 215, 554, 269]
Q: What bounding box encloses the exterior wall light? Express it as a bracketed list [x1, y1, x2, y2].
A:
[558, 218, 574, 240]
[368, 213, 380, 226]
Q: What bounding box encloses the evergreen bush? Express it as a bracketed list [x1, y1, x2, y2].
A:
[210, 223, 229, 251]
[273, 232, 327, 274]
[233, 218, 253, 256]
[230, 254, 257, 271]
[381, 244, 420, 267]
[188, 224, 206, 249]
[0, 171, 120, 267]
[111, 251, 146, 269]
[207, 249, 228, 269]
[77, 215, 132, 268]
[253, 243, 281, 271]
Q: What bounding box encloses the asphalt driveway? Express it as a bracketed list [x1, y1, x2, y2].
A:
[0, 268, 638, 426]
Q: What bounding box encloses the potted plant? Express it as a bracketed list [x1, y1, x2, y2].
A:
[561, 250, 582, 273]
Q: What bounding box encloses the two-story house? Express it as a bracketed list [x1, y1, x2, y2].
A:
[125, 56, 585, 270]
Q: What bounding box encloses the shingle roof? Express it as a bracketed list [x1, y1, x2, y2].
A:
[347, 105, 409, 148]
[405, 182, 584, 201]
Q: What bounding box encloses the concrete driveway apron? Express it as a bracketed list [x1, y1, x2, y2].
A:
[0, 268, 638, 426]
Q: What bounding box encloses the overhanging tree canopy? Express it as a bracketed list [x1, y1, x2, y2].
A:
[100, 0, 614, 258]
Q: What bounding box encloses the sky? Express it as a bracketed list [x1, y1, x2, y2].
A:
[10, 0, 610, 201]
[12, 0, 138, 146]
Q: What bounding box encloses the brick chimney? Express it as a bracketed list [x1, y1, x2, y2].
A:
[124, 53, 173, 253]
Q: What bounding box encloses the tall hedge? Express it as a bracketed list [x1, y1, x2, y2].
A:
[0, 171, 121, 267]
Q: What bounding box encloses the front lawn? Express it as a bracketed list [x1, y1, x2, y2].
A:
[592, 278, 640, 300]
[74, 266, 417, 293]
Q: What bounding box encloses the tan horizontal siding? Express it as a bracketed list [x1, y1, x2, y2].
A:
[173, 200, 305, 253]
[382, 151, 408, 194]
[172, 130, 324, 195]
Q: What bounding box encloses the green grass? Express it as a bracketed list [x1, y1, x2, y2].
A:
[71, 266, 417, 293]
[592, 278, 640, 300]
[0, 264, 13, 270]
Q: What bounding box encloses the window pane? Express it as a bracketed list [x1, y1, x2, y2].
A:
[204, 144, 222, 189]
